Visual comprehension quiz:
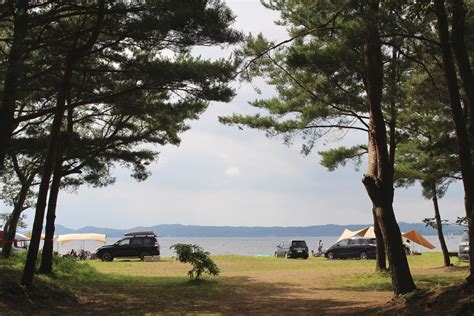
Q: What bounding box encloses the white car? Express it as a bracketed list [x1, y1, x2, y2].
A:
[458, 230, 469, 261]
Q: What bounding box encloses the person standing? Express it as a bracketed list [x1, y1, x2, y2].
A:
[317, 240, 323, 256]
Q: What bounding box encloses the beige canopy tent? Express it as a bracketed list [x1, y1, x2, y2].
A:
[335, 227, 370, 243]
[24, 232, 58, 241]
[363, 226, 376, 238]
[335, 227, 434, 254]
[57, 233, 106, 245]
[336, 229, 354, 243]
[402, 230, 435, 250]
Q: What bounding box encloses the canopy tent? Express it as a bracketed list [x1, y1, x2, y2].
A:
[57, 233, 106, 245]
[336, 229, 354, 243]
[15, 232, 29, 241]
[402, 230, 435, 249]
[24, 232, 58, 241]
[0, 232, 29, 242]
[335, 227, 370, 243]
[363, 226, 376, 238]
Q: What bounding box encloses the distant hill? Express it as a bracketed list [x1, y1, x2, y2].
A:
[53, 223, 466, 238]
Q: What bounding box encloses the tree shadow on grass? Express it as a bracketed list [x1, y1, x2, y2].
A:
[62, 274, 387, 315]
[332, 272, 467, 293]
[424, 265, 468, 273]
[1, 266, 389, 315]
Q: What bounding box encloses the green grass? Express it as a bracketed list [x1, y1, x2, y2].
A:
[0, 252, 469, 314]
[335, 253, 468, 291]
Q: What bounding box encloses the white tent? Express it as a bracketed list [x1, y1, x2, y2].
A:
[15, 232, 29, 241]
[57, 233, 106, 245]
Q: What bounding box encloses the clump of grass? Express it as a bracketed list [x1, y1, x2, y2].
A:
[0, 252, 28, 269]
[52, 255, 97, 277]
[414, 275, 465, 289]
[338, 272, 392, 291]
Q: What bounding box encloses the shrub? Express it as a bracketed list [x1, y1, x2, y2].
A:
[170, 243, 220, 280]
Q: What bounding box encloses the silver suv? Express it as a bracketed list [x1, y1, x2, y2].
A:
[274, 240, 309, 259]
[459, 230, 469, 261]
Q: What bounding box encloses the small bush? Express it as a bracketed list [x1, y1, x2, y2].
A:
[170, 243, 220, 280]
[53, 256, 81, 274]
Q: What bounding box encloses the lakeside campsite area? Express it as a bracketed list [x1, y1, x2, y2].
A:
[1, 253, 472, 315]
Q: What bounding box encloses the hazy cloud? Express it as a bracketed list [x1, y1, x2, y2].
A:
[225, 167, 241, 177]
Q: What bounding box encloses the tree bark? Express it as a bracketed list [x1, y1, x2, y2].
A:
[362, 0, 416, 295]
[366, 94, 387, 272]
[1, 175, 33, 258]
[434, 0, 474, 285]
[451, 0, 474, 133]
[0, 0, 28, 169]
[432, 187, 451, 267]
[38, 147, 63, 274]
[373, 207, 387, 271]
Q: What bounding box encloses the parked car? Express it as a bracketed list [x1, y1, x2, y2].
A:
[0, 231, 29, 253]
[459, 230, 469, 261]
[274, 240, 309, 259]
[96, 231, 160, 262]
[325, 237, 376, 259]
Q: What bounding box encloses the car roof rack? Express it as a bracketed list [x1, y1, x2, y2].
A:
[124, 231, 157, 237]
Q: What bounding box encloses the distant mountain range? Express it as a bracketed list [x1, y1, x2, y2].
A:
[52, 223, 466, 238]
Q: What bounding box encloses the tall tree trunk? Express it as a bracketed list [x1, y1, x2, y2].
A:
[373, 207, 387, 271]
[38, 148, 63, 274]
[451, 0, 474, 132]
[376, 47, 399, 274]
[362, 0, 416, 295]
[2, 175, 33, 258]
[432, 187, 451, 267]
[388, 48, 398, 170]
[21, 64, 72, 287]
[0, 0, 28, 169]
[434, 0, 474, 285]
[40, 78, 75, 274]
[368, 123, 387, 272]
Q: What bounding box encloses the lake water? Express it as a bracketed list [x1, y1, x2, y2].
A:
[51, 235, 463, 257]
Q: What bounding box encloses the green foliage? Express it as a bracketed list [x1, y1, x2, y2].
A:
[170, 243, 220, 280]
[0, 212, 26, 229]
[455, 217, 468, 227]
[220, 1, 372, 156]
[0, 0, 243, 235]
[318, 145, 367, 171]
[422, 218, 448, 229]
[394, 65, 459, 200]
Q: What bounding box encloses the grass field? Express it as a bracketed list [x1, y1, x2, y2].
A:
[0, 253, 471, 314]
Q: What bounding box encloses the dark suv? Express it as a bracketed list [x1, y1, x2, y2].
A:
[96, 231, 160, 261]
[325, 237, 376, 259]
[274, 240, 309, 259]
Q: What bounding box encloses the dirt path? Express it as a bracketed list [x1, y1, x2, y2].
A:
[67, 259, 394, 315]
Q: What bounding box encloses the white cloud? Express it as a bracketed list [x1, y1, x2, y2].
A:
[225, 167, 241, 177]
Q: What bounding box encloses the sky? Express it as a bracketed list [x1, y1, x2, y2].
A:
[21, 0, 465, 229]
